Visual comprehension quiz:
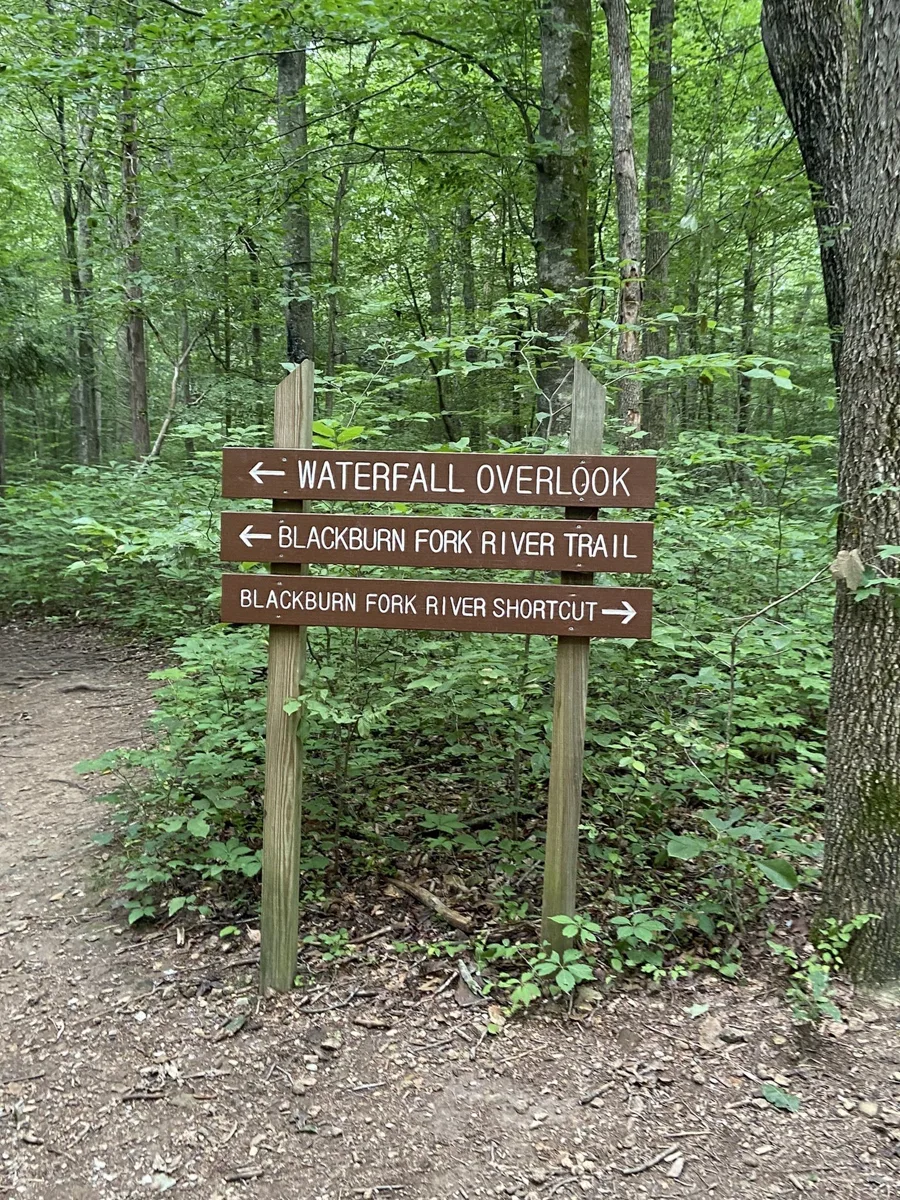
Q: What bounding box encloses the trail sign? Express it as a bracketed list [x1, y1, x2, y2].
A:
[221, 447, 656, 507]
[220, 512, 654, 573]
[221, 574, 652, 639]
[224, 363, 658, 993]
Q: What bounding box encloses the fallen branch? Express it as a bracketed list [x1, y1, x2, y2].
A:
[580, 1080, 615, 1105]
[616, 1145, 678, 1176]
[390, 879, 473, 932]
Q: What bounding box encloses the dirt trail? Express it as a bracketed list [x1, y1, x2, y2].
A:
[0, 625, 899, 1200]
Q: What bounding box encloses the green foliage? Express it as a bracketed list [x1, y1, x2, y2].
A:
[3, 431, 834, 976]
[761, 1083, 801, 1113]
[768, 914, 878, 1026]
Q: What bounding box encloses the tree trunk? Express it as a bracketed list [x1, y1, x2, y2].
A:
[121, 20, 150, 458]
[535, 0, 592, 436]
[277, 47, 315, 365]
[818, 0, 900, 993]
[603, 0, 642, 441]
[456, 203, 482, 446]
[0, 381, 6, 494]
[241, 231, 266, 428]
[641, 0, 674, 446]
[760, 0, 854, 380]
[176, 241, 194, 462]
[54, 95, 94, 466]
[736, 228, 757, 433]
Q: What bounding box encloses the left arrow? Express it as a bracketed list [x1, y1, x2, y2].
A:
[249, 462, 287, 486]
[239, 524, 273, 548]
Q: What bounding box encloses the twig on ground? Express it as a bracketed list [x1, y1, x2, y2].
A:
[304, 987, 362, 1015]
[580, 1081, 615, 1105]
[390, 879, 473, 932]
[350, 924, 395, 946]
[616, 1145, 678, 1176]
[545, 1177, 577, 1197]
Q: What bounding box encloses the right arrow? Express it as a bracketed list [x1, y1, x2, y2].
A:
[239, 524, 273, 548]
[249, 462, 286, 486]
[601, 599, 637, 625]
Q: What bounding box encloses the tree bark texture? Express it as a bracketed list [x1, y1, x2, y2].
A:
[278, 48, 315, 365]
[816, 0, 900, 992]
[641, 0, 674, 446]
[121, 23, 150, 458]
[535, 0, 592, 436]
[603, 0, 642, 440]
[761, 0, 855, 380]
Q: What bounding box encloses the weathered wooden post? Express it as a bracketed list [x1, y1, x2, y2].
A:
[259, 361, 314, 993]
[541, 361, 607, 952]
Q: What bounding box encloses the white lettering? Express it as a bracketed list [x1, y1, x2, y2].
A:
[572, 466, 590, 497]
[591, 467, 610, 497]
[297, 458, 317, 488]
[535, 465, 554, 495]
[613, 465, 631, 496]
[515, 465, 534, 495]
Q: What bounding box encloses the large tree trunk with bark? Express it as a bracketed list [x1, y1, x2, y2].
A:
[765, 0, 900, 990]
[761, 0, 854, 379]
[641, 0, 674, 446]
[121, 20, 150, 458]
[817, 0, 900, 993]
[277, 47, 315, 365]
[603, 0, 642, 441]
[534, 0, 592, 437]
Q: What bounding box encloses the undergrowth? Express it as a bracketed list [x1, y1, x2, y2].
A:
[1, 429, 835, 986]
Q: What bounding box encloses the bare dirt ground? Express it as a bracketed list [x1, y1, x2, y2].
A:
[1, 625, 899, 1200]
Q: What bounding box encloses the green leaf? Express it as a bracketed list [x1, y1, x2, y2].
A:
[168, 895, 188, 916]
[555, 967, 576, 993]
[761, 1083, 800, 1112]
[186, 815, 210, 838]
[757, 858, 799, 890]
[667, 835, 709, 861]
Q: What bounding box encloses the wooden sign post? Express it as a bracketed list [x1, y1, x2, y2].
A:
[221, 362, 655, 992]
[541, 362, 605, 953]
[259, 362, 313, 994]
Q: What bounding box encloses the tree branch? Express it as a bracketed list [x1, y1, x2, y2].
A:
[399, 29, 535, 143]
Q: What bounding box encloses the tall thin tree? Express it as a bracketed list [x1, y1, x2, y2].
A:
[277, 47, 315, 365]
[534, 0, 592, 436]
[641, 0, 674, 445]
[121, 15, 150, 457]
[603, 0, 642, 440]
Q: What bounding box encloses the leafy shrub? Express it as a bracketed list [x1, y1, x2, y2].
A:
[4, 431, 836, 973]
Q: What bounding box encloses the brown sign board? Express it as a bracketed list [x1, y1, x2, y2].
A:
[221, 448, 656, 508]
[220, 512, 654, 574]
[220, 574, 652, 639]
